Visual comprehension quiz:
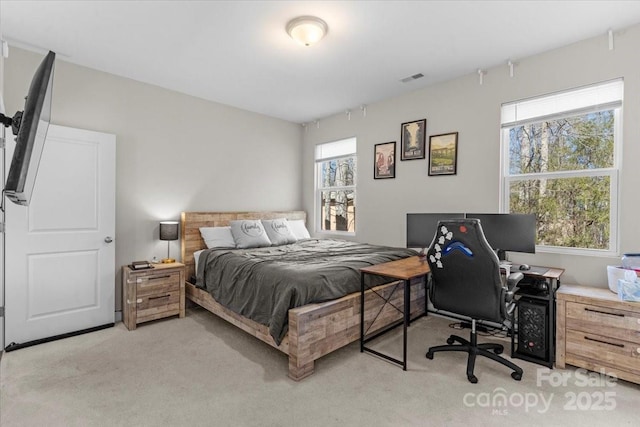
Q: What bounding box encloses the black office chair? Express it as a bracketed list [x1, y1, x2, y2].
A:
[425, 219, 524, 383]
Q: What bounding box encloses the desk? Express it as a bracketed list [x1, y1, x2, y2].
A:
[360, 256, 430, 370]
[507, 265, 564, 368]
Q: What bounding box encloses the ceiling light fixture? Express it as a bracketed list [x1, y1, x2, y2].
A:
[286, 16, 328, 47]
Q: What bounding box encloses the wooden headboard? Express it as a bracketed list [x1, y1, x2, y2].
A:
[181, 211, 307, 280]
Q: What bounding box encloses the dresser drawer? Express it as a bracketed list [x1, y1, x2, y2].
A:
[566, 329, 640, 377]
[566, 301, 640, 343]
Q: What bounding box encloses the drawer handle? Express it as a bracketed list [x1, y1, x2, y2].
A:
[584, 308, 624, 317]
[584, 336, 624, 348]
[148, 294, 171, 301]
[136, 275, 172, 283]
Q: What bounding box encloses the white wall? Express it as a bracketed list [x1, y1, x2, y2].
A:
[3, 47, 303, 311]
[302, 24, 640, 288]
[5, 21, 639, 311]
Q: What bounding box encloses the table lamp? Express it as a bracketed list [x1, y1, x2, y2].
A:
[159, 221, 179, 263]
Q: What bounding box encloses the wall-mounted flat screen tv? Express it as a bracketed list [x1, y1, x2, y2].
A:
[1, 50, 56, 206]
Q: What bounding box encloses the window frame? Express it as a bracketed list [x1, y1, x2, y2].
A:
[315, 137, 357, 236]
[499, 82, 622, 257]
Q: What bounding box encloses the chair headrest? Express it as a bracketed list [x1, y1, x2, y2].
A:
[428, 219, 498, 269]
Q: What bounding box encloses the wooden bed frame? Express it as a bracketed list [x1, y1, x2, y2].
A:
[181, 211, 426, 380]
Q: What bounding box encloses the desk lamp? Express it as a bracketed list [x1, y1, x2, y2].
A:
[159, 221, 179, 263]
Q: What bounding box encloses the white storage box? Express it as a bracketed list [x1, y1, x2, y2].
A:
[607, 265, 626, 293]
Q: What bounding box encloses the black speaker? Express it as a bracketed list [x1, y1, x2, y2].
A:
[517, 298, 548, 360]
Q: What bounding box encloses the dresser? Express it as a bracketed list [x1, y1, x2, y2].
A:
[556, 284, 640, 385]
[122, 262, 186, 330]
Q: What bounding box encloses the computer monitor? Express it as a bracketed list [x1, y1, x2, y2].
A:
[465, 213, 536, 260]
[406, 213, 465, 250]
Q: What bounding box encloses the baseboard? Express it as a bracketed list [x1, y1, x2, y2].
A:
[4, 323, 115, 352]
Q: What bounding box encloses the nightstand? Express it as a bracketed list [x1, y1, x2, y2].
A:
[122, 262, 185, 330]
[556, 284, 640, 385]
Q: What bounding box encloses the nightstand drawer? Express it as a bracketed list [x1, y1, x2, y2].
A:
[566, 330, 640, 377]
[566, 301, 640, 343]
[137, 290, 181, 318]
[136, 272, 181, 296]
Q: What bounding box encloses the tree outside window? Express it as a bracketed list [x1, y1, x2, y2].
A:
[316, 138, 357, 233]
[501, 80, 621, 254]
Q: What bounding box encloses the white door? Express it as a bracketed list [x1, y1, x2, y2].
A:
[4, 124, 115, 347]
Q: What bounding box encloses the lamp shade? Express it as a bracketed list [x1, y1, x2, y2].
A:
[159, 221, 179, 241]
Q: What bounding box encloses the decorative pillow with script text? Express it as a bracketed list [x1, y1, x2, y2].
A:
[230, 220, 272, 249]
[262, 218, 297, 246]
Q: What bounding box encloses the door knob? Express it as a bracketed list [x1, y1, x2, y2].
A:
[104, 236, 113, 243]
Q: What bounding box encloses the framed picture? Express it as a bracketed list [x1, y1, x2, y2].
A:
[428, 132, 458, 176]
[374, 141, 396, 179]
[401, 119, 426, 160]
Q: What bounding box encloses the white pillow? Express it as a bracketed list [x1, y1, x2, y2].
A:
[230, 220, 272, 249]
[199, 226, 236, 249]
[262, 218, 297, 246]
[288, 219, 311, 240]
[194, 249, 205, 273]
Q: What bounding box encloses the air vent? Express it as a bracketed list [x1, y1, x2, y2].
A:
[400, 73, 424, 83]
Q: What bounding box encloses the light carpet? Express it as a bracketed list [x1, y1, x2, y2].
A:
[1, 307, 639, 426]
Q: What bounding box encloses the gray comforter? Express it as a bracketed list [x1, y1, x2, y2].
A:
[196, 239, 417, 344]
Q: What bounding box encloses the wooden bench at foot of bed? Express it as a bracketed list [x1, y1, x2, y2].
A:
[186, 278, 425, 380]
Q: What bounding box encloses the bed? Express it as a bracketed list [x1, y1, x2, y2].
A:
[181, 211, 426, 380]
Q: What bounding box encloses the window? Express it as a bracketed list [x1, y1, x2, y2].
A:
[315, 137, 357, 234]
[500, 80, 622, 255]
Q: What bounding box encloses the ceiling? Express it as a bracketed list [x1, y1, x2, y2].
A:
[2, 1, 640, 124]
